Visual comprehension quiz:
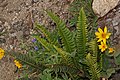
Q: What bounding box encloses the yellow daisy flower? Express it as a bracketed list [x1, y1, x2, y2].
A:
[95, 26, 111, 44]
[109, 48, 114, 53]
[98, 42, 107, 52]
[0, 48, 4, 59]
[14, 60, 22, 68]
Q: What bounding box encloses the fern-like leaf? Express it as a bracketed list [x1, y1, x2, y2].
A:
[46, 10, 75, 53]
[35, 23, 58, 45]
[34, 36, 55, 53]
[35, 23, 51, 42]
[89, 39, 103, 71]
[47, 64, 84, 78]
[7, 51, 46, 71]
[53, 45, 71, 63]
[86, 53, 100, 80]
[89, 39, 98, 61]
[76, 8, 88, 58]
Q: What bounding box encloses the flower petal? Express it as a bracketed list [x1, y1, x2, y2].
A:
[98, 45, 102, 49]
[14, 60, 22, 68]
[106, 33, 111, 39]
[0, 48, 4, 59]
[104, 26, 107, 33]
[103, 39, 106, 44]
[97, 38, 102, 42]
[109, 48, 114, 53]
[101, 41, 104, 45]
[95, 32, 100, 36]
[105, 45, 107, 48]
[98, 27, 103, 33]
[0, 52, 4, 59]
[101, 48, 105, 52]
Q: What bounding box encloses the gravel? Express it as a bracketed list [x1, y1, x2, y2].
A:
[0, 0, 70, 80]
[0, 0, 120, 80]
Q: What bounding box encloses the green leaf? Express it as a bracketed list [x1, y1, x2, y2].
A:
[46, 10, 75, 53]
[34, 36, 55, 52]
[35, 23, 58, 45]
[35, 23, 51, 42]
[114, 51, 120, 65]
[6, 51, 45, 71]
[50, 64, 83, 78]
[40, 69, 53, 80]
[53, 45, 69, 62]
[106, 68, 115, 78]
[89, 39, 98, 57]
[86, 53, 100, 80]
[76, 8, 88, 58]
[69, 0, 97, 27]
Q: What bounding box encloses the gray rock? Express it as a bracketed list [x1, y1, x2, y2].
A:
[114, 26, 119, 35]
[112, 15, 120, 26]
[92, 0, 119, 17]
[32, 0, 39, 3]
[106, 18, 112, 22]
[16, 31, 23, 40]
[112, 20, 119, 26]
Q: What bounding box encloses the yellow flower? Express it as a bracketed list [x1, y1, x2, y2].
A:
[95, 26, 111, 44]
[98, 42, 107, 52]
[0, 48, 4, 59]
[14, 60, 22, 68]
[109, 48, 114, 53]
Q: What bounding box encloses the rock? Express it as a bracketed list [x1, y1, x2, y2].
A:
[106, 18, 112, 22]
[92, 0, 119, 17]
[112, 20, 119, 26]
[0, 38, 6, 43]
[114, 26, 119, 35]
[16, 31, 23, 40]
[112, 14, 120, 26]
[32, 0, 39, 3]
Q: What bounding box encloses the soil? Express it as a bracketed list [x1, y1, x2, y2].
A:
[0, 0, 120, 80]
[0, 0, 70, 80]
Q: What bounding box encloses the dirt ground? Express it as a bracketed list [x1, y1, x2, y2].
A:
[0, 0, 120, 80]
[0, 0, 70, 80]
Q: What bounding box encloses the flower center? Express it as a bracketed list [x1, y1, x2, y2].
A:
[102, 45, 105, 48]
[102, 33, 106, 38]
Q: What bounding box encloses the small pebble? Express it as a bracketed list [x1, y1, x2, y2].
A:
[112, 20, 119, 26]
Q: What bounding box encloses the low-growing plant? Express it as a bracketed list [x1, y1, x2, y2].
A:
[69, 0, 98, 40]
[1, 8, 119, 80]
[69, 0, 98, 27]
